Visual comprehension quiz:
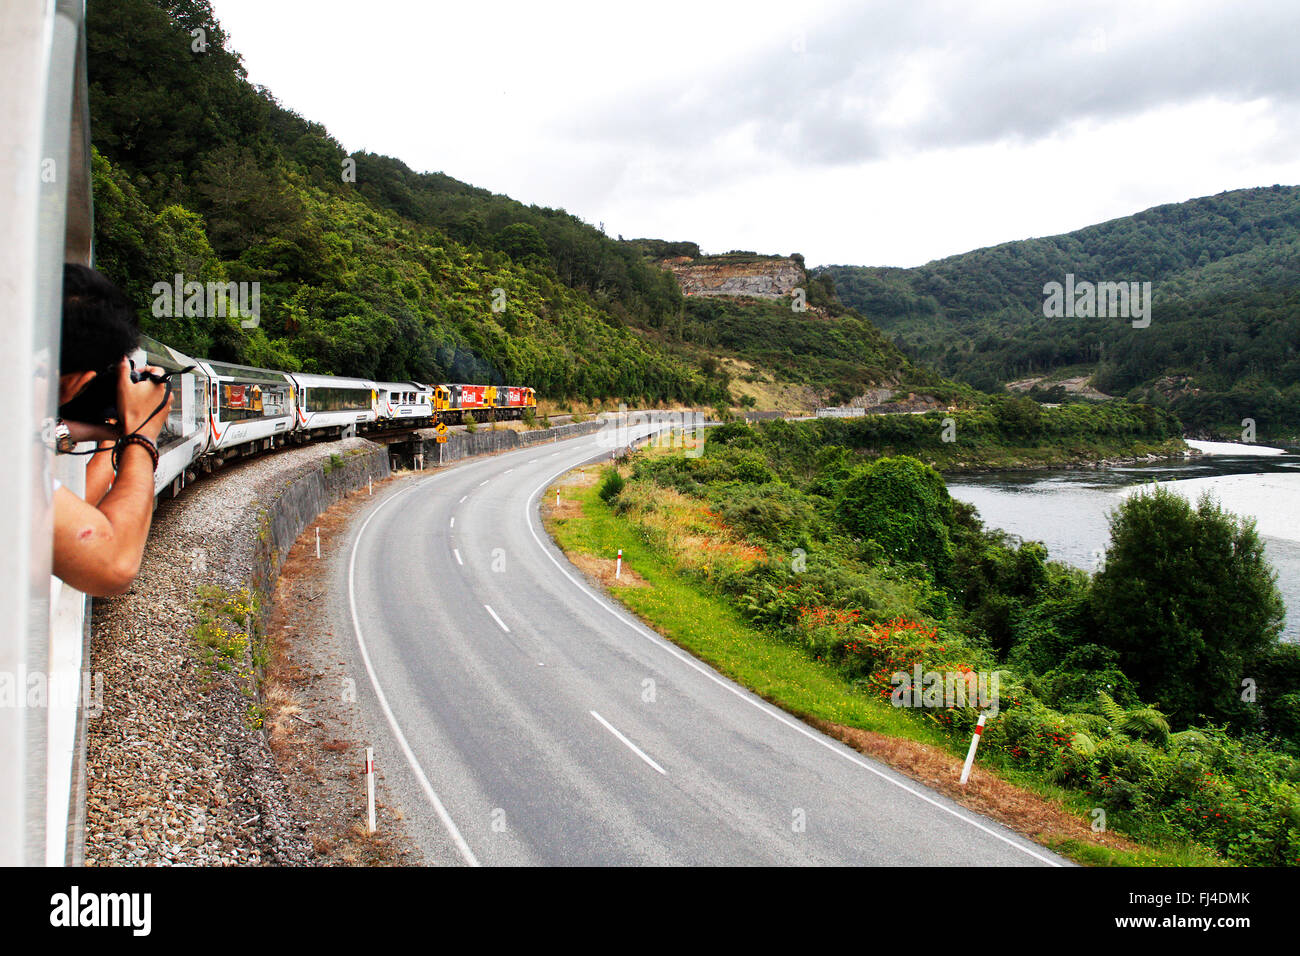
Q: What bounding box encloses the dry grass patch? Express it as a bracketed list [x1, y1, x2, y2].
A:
[808, 717, 1143, 855]
[570, 553, 651, 589]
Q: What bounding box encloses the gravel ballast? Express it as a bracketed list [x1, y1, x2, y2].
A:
[83, 437, 383, 866]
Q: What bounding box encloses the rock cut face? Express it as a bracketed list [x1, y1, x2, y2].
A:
[661, 256, 805, 299]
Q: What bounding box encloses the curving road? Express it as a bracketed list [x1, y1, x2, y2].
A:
[335, 423, 1068, 866]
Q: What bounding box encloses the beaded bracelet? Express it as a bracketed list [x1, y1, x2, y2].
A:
[112, 433, 159, 472]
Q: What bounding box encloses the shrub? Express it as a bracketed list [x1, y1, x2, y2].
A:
[711, 482, 813, 549]
[834, 456, 955, 579]
[1091, 485, 1285, 727]
[598, 467, 625, 503]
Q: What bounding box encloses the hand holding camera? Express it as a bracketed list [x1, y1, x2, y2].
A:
[115, 358, 173, 442]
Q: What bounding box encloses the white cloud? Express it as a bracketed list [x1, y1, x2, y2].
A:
[209, 0, 1300, 266]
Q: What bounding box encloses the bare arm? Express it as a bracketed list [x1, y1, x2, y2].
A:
[52, 360, 171, 596]
[83, 440, 116, 506]
[52, 442, 158, 595]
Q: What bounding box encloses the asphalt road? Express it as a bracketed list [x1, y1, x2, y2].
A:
[335, 422, 1069, 866]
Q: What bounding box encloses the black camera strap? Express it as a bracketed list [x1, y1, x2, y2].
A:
[62, 389, 172, 459]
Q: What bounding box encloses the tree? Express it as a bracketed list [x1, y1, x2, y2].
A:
[1090, 485, 1285, 727]
[494, 222, 549, 266]
[834, 455, 954, 579]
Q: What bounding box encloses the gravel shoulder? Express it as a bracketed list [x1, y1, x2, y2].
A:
[261, 474, 420, 865]
[84, 438, 378, 866]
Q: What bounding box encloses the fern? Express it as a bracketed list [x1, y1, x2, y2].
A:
[1098, 690, 1125, 725]
[1097, 691, 1171, 746]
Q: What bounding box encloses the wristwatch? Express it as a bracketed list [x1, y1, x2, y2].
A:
[54, 419, 75, 454]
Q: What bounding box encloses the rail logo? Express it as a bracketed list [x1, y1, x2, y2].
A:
[891, 666, 1001, 717]
[50, 886, 151, 936]
[151, 274, 261, 328]
[1042, 273, 1151, 328]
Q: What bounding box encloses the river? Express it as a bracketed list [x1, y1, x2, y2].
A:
[946, 442, 1300, 640]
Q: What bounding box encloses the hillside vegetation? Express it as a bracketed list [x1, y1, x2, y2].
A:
[822, 186, 1300, 439]
[88, 0, 727, 404]
[665, 266, 934, 405]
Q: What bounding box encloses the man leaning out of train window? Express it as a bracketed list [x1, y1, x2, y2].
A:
[52, 264, 172, 596]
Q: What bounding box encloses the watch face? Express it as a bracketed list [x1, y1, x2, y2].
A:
[55, 422, 74, 454]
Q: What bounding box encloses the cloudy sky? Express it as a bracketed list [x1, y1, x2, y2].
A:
[208, 0, 1300, 267]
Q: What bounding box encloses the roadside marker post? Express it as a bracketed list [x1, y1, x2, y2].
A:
[616, 549, 623, 579]
[365, 747, 376, 833]
[369, 475, 373, 495]
[960, 714, 988, 785]
[315, 526, 320, 560]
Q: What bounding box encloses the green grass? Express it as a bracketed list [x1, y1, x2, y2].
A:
[549, 479, 944, 744]
[546, 471, 1224, 868]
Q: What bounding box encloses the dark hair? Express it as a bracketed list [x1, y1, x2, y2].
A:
[60, 263, 139, 375]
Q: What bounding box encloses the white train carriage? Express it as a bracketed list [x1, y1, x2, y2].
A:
[376, 380, 434, 424]
[290, 372, 377, 435]
[132, 336, 210, 497]
[199, 359, 296, 461]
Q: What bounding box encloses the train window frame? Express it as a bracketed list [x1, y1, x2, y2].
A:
[304, 385, 373, 413]
[216, 380, 292, 423]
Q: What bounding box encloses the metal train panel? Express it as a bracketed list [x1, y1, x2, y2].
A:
[290, 372, 378, 431]
[199, 359, 295, 454]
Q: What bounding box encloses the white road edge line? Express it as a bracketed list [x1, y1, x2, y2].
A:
[453, 548, 463, 566]
[479, 479, 490, 486]
[459, 495, 468, 503]
[484, 604, 511, 633]
[348, 480, 479, 867]
[591, 710, 666, 775]
[523, 443, 1062, 868]
[449, 517, 455, 528]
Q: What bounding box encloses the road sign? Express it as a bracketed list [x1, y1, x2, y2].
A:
[435, 421, 447, 435]
[436, 435, 448, 444]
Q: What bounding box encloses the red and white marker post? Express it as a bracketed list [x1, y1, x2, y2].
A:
[959, 714, 987, 785]
[615, 549, 623, 579]
[364, 747, 376, 833]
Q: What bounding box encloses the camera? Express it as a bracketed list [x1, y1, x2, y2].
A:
[58, 358, 193, 428]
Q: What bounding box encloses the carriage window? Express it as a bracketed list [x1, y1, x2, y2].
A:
[306, 387, 372, 412]
[219, 382, 290, 422]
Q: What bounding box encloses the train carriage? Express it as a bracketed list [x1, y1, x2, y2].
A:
[441, 383, 490, 424]
[199, 359, 295, 461]
[130, 336, 210, 497]
[376, 381, 434, 424]
[439, 382, 535, 423]
[493, 385, 536, 420]
[290, 372, 377, 434]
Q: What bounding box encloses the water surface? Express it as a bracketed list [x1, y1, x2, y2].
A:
[947, 451, 1300, 640]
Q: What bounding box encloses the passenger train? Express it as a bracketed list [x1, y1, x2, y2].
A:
[136, 334, 536, 498]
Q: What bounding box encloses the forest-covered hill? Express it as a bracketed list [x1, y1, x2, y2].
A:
[87, 0, 919, 408]
[821, 187, 1300, 438]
